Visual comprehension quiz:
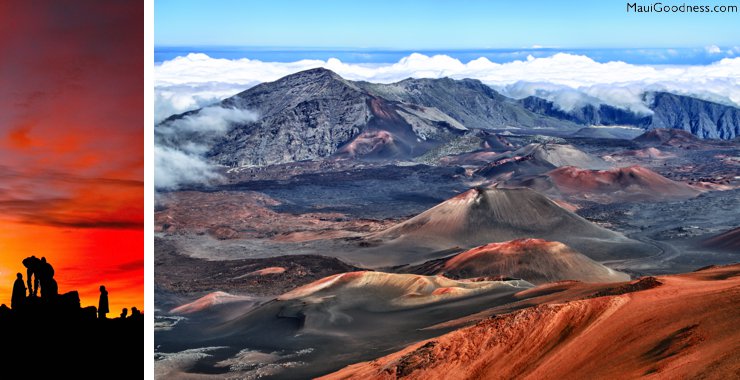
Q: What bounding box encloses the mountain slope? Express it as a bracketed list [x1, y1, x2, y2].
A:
[702, 227, 740, 251]
[367, 187, 654, 262]
[157, 69, 583, 167]
[647, 92, 740, 139]
[322, 264, 740, 380]
[475, 143, 611, 181]
[277, 271, 532, 310]
[431, 239, 630, 284]
[633, 128, 701, 146]
[547, 165, 701, 202]
[519, 95, 651, 127]
[202, 272, 533, 379]
[520, 91, 740, 139]
[358, 77, 580, 131]
[510, 143, 612, 169]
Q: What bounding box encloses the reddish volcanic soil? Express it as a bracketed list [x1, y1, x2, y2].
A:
[551, 199, 579, 212]
[322, 264, 740, 380]
[155, 191, 392, 240]
[437, 239, 629, 284]
[548, 165, 700, 202]
[169, 291, 255, 314]
[338, 130, 397, 157]
[247, 266, 287, 275]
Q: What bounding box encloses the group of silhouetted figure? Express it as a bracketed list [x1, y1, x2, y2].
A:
[6, 255, 141, 321]
[11, 255, 57, 309]
[2, 255, 142, 377]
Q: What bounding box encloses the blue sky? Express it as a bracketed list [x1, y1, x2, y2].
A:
[155, 0, 739, 49]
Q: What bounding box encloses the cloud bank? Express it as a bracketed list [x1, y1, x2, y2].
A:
[155, 106, 258, 190]
[155, 52, 740, 120]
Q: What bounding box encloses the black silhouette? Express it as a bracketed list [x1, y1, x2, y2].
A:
[3, 256, 142, 378]
[48, 278, 58, 298]
[130, 306, 141, 318]
[22, 255, 41, 297]
[120, 308, 128, 319]
[98, 285, 109, 319]
[12, 273, 26, 310]
[38, 257, 56, 299]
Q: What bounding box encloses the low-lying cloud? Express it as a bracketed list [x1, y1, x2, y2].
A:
[154, 146, 221, 190]
[155, 82, 255, 123]
[168, 105, 256, 133]
[154, 106, 258, 190]
[155, 52, 740, 121]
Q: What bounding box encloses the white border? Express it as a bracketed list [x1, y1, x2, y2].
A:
[144, 0, 154, 378]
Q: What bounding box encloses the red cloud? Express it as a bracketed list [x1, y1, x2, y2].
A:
[0, 0, 143, 313]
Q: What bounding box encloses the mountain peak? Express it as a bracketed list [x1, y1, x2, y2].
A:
[263, 66, 364, 94]
[369, 186, 653, 262]
[282, 66, 344, 81]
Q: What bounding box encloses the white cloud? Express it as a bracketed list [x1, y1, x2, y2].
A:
[154, 146, 221, 190]
[154, 106, 258, 189]
[154, 82, 253, 123]
[705, 45, 722, 54]
[155, 52, 740, 121]
[160, 105, 258, 135]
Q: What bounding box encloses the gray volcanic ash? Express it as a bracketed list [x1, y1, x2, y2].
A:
[512, 142, 612, 169]
[475, 142, 611, 181]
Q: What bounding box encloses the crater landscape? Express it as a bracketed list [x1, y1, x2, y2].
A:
[154, 68, 739, 379]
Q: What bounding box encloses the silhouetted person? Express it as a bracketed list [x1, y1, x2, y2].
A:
[119, 308, 128, 319]
[129, 307, 141, 319]
[38, 257, 56, 299]
[11, 273, 26, 310]
[98, 285, 109, 319]
[22, 255, 41, 297]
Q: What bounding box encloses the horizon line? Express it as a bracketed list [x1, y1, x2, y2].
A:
[154, 45, 730, 51]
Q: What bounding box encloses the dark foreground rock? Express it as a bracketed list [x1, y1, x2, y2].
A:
[0, 292, 143, 378]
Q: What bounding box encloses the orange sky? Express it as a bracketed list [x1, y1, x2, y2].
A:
[0, 1, 143, 314]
